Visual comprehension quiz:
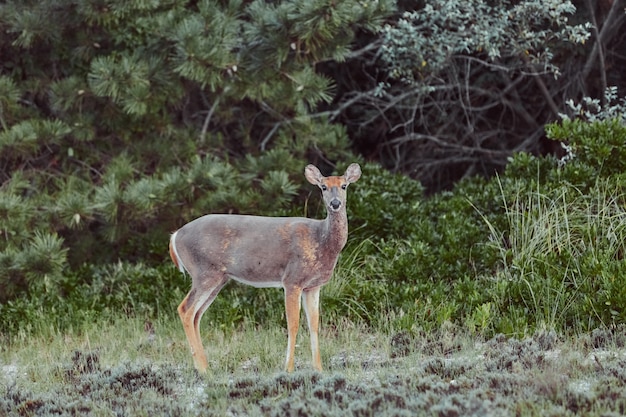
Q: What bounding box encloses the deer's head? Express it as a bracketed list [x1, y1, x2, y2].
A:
[305, 163, 361, 213]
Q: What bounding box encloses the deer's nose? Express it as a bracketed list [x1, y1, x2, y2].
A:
[330, 199, 342, 210]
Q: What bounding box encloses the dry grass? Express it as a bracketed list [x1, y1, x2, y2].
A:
[2, 318, 626, 416]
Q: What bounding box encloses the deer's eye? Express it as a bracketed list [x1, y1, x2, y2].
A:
[341, 184, 347, 190]
[321, 185, 328, 191]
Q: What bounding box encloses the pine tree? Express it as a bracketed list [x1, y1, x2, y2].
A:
[0, 0, 394, 300]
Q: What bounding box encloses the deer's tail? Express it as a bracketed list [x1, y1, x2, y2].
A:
[169, 231, 187, 274]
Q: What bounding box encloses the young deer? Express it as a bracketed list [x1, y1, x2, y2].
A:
[169, 163, 361, 373]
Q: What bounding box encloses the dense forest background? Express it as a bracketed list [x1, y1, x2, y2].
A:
[1, 0, 626, 336]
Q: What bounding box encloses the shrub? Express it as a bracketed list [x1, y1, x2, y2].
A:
[347, 116, 626, 336]
[348, 162, 424, 241]
[484, 116, 626, 334]
[0, 0, 394, 303]
[3, 112, 626, 338]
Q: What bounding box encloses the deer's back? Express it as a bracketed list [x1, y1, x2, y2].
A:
[175, 214, 342, 288]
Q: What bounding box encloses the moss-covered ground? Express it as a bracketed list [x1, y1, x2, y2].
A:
[2, 318, 626, 416]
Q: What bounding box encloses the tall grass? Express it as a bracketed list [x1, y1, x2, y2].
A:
[322, 238, 390, 326]
[485, 178, 626, 333]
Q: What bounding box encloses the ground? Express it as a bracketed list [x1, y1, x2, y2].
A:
[2, 324, 626, 416]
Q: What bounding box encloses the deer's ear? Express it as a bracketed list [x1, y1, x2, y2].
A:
[344, 163, 361, 184]
[305, 164, 324, 185]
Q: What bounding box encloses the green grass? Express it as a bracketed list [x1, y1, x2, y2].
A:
[0, 314, 390, 377]
[476, 176, 626, 335]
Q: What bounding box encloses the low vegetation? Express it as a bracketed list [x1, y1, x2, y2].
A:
[3, 319, 626, 416]
[2, 115, 626, 414]
[2, 115, 626, 337]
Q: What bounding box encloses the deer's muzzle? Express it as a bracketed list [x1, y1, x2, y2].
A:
[330, 199, 342, 211]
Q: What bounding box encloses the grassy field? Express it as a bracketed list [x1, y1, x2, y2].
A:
[2, 317, 626, 416]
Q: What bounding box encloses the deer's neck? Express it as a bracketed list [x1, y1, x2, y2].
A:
[321, 209, 348, 252]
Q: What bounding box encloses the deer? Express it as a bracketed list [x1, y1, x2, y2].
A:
[169, 163, 362, 373]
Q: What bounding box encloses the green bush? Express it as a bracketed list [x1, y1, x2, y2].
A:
[0, 232, 67, 303]
[342, 117, 626, 336]
[547, 118, 626, 184]
[348, 163, 424, 241]
[487, 177, 626, 333]
[3, 113, 626, 339]
[481, 118, 626, 334]
[0, 0, 393, 306]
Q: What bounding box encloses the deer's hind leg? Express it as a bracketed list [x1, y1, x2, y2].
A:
[178, 275, 229, 373]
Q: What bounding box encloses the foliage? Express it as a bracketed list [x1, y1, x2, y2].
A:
[328, 0, 625, 191]
[5, 116, 626, 338]
[381, 0, 590, 82]
[549, 87, 626, 183]
[2, 0, 626, 343]
[483, 114, 626, 334]
[348, 163, 424, 241]
[561, 86, 626, 124]
[488, 179, 626, 333]
[340, 116, 626, 336]
[0, 0, 393, 305]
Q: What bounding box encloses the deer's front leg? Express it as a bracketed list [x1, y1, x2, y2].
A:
[303, 286, 322, 371]
[284, 286, 303, 372]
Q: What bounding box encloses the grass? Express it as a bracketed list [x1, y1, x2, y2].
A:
[475, 177, 626, 334]
[3, 316, 626, 416]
